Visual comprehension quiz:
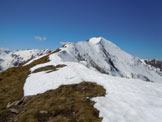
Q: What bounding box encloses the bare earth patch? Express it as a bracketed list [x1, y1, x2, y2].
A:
[32, 64, 66, 73]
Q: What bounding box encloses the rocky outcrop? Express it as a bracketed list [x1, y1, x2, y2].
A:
[145, 59, 162, 71]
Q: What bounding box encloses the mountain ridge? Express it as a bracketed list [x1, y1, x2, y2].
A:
[0, 49, 50, 71]
[47, 37, 162, 83]
[1, 37, 162, 122]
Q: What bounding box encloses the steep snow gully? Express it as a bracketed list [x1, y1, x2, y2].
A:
[24, 37, 162, 122]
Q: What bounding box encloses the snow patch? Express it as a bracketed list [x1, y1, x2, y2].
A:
[24, 37, 162, 122]
[24, 60, 162, 122]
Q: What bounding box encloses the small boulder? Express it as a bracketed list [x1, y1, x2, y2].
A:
[39, 110, 48, 114]
[6, 97, 28, 108]
[6, 101, 20, 108]
[9, 108, 19, 114]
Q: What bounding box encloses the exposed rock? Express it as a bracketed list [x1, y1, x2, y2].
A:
[6, 97, 26, 109]
[39, 110, 48, 114]
[145, 59, 162, 71]
[6, 96, 30, 109]
[6, 101, 20, 109]
[9, 108, 19, 114]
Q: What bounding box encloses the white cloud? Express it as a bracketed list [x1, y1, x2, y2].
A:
[34, 36, 47, 41]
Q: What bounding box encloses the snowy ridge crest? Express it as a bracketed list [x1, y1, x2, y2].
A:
[56, 37, 162, 83]
[24, 37, 162, 122]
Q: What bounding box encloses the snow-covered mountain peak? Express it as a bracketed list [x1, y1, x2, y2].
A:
[89, 37, 103, 44]
[0, 49, 50, 71]
[49, 37, 162, 83]
[21, 37, 162, 122]
[88, 37, 119, 48]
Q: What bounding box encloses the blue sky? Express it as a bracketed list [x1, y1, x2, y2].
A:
[0, 0, 162, 59]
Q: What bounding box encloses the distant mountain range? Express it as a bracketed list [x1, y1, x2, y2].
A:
[0, 48, 50, 71]
[145, 59, 162, 71]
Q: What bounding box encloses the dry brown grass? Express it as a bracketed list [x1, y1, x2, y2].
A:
[0, 54, 51, 121]
[6, 82, 106, 122]
[32, 64, 66, 73]
[52, 48, 61, 54]
[0, 48, 106, 122]
[0, 48, 62, 115]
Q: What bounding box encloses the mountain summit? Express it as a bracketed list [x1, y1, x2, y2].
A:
[49, 37, 162, 83]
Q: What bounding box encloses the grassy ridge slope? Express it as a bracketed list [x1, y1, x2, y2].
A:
[0, 50, 106, 122]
